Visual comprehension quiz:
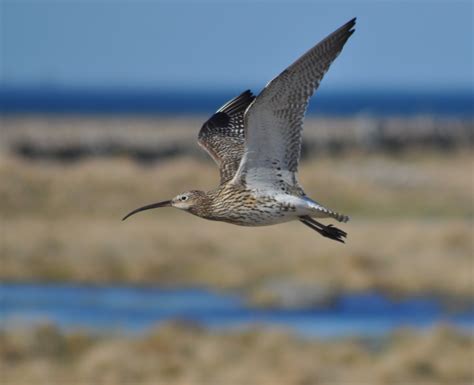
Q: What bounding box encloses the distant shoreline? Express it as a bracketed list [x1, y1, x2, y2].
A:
[1, 87, 473, 117]
[2, 115, 471, 163]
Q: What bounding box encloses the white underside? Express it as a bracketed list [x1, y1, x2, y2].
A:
[235, 192, 333, 226]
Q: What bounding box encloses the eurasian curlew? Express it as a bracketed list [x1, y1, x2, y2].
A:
[123, 18, 356, 243]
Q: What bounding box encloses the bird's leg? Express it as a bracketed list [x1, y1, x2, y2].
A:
[299, 216, 347, 243]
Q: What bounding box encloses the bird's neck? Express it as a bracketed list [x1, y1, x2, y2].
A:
[188, 188, 227, 221]
[187, 190, 216, 219]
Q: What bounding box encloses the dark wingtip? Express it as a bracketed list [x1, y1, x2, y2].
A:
[331, 17, 356, 46]
[341, 17, 356, 36]
[346, 17, 356, 29]
[217, 89, 256, 116]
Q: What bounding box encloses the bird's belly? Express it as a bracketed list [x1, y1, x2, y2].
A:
[209, 194, 308, 226]
[220, 210, 297, 226]
[232, 211, 297, 226]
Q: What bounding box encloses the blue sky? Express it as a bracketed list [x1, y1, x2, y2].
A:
[2, 0, 473, 92]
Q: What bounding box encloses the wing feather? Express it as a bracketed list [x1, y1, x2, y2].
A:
[233, 18, 356, 189]
[198, 90, 255, 184]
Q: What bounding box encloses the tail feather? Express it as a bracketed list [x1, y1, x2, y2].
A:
[316, 206, 350, 223]
[330, 210, 350, 223]
[299, 216, 347, 243]
[304, 197, 349, 223]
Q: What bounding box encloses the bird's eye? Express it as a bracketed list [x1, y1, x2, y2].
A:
[180, 196, 188, 201]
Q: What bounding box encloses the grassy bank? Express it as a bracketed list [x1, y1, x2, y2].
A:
[1, 151, 472, 304]
[1, 323, 472, 385]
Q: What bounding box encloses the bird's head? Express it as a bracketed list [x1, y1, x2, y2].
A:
[171, 190, 207, 211]
[122, 190, 207, 220]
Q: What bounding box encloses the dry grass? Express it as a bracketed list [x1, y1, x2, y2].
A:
[1, 323, 472, 385]
[1, 151, 472, 303]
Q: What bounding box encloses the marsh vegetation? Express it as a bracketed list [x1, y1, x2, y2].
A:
[1, 323, 473, 385]
[1, 123, 472, 305]
[1, 116, 472, 384]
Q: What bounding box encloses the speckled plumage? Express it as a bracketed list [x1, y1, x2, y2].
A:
[198, 90, 254, 184]
[123, 19, 356, 243]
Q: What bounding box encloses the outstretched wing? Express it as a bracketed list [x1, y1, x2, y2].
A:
[198, 90, 255, 184]
[232, 18, 356, 189]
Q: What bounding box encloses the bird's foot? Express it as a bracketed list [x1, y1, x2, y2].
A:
[299, 216, 347, 243]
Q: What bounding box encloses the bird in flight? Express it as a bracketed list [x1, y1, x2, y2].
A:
[123, 18, 356, 243]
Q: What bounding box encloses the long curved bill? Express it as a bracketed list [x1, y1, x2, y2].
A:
[122, 200, 171, 221]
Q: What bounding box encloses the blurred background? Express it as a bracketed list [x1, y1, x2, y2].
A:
[1, 1, 473, 384]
